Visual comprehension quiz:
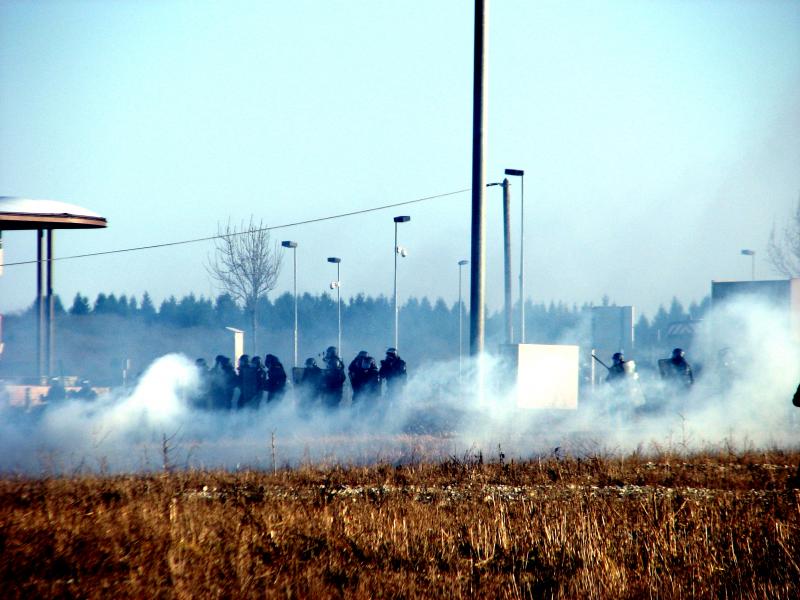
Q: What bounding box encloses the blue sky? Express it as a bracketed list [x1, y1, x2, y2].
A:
[1, 0, 798, 318]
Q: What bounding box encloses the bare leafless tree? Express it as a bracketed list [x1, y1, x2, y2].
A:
[767, 195, 800, 277]
[207, 217, 283, 353]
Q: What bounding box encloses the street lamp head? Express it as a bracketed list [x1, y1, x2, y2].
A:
[393, 215, 411, 223]
[740, 249, 755, 256]
[458, 260, 469, 266]
[504, 168, 524, 177]
[281, 241, 298, 248]
[327, 257, 341, 263]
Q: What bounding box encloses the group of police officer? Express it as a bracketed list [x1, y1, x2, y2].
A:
[191, 346, 407, 411]
[605, 347, 694, 388]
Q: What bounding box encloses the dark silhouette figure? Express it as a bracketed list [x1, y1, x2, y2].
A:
[44, 377, 66, 403]
[251, 356, 267, 404]
[299, 357, 323, 410]
[379, 347, 407, 400]
[71, 380, 98, 401]
[662, 348, 694, 388]
[210, 355, 237, 410]
[348, 350, 380, 403]
[264, 354, 287, 403]
[605, 352, 626, 383]
[321, 346, 346, 408]
[237, 354, 260, 409]
[191, 358, 211, 409]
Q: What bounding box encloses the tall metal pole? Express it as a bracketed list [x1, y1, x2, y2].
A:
[46, 229, 54, 377]
[394, 221, 398, 349]
[458, 260, 468, 377]
[336, 262, 341, 355]
[502, 178, 512, 344]
[519, 173, 525, 343]
[36, 230, 45, 381]
[469, 0, 487, 357]
[292, 247, 298, 368]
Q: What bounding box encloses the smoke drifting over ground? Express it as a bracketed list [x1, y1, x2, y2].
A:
[1, 298, 798, 474]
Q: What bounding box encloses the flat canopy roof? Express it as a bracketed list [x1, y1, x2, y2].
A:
[0, 196, 107, 230]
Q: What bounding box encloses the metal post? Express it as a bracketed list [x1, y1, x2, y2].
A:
[336, 262, 341, 354]
[292, 247, 298, 368]
[519, 173, 525, 343]
[394, 221, 398, 349]
[36, 230, 45, 381]
[469, 0, 487, 357]
[502, 178, 512, 344]
[46, 229, 54, 377]
[458, 260, 468, 377]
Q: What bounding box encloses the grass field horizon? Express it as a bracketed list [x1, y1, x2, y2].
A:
[3, 447, 799, 598]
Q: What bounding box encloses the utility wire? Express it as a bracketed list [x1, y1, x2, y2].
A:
[1, 188, 470, 268]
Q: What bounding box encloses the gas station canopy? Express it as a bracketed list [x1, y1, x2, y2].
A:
[0, 196, 107, 380]
[0, 197, 107, 230]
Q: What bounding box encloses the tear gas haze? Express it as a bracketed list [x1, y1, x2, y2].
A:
[1, 297, 798, 475]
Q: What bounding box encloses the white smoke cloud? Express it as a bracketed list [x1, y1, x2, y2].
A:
[1, 297, 799, 474]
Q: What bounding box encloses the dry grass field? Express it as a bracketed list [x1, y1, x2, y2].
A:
[2, 449, 799, 599]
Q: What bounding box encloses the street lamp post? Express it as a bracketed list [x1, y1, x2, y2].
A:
[281, 241, 298, 368]
[327, 257, 342, 354]
[458, 259, 469, 377]
[393, 216, 411, 350]
[741, 249, 755, 280]
[487, 179, 513, 344]
[505, 168, 525, 342]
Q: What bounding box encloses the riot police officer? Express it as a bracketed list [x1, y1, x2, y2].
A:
[237, 354, 260, 409]
[379, 347, 407, 399]
[605, 352, 626, 383]
[264, 354, 287, 403]
[348, 350, 380, 403]
[321, 346, 346, 408]
[664, 348, 694, 387]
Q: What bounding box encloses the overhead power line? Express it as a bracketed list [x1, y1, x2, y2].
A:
[1, 188, 470, 268]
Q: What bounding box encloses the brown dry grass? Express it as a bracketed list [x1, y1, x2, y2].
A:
[2, 450, 799, 599]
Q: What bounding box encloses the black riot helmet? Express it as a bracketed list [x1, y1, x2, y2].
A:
[612, 352, 624, 365]
[672, 348, 685, 360]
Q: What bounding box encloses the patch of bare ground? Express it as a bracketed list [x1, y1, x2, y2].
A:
[2, 450, 799, 598]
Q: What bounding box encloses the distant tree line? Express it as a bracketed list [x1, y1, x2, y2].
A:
[0, 290, 709, 385]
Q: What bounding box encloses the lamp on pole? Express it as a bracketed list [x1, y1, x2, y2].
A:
[741, 249, 755, 280]
[458, 259, 469, 377]
[281, 241, 298, 368]
[505, 168, 525, 342]
[327, 257, 342, 354]
[393, 216, 411, 350]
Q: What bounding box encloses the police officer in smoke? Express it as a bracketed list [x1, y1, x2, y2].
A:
[250, 355, 267, 404]
[237, 354, 261, 409]
[298, 357, 323, 410]
[605, 352, 626, 383]
[662, 348, 694, 388]
[320, 346, 346, 408]
[348, 350, 380, 403]
[379, 347, 407, 400]
[190, 358, 211, 409]
[210, 355, 237, 410]
[264, 354, 287, 403]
